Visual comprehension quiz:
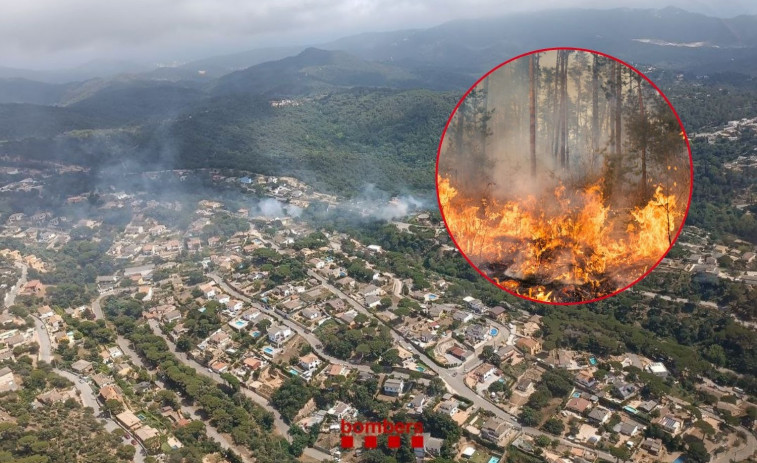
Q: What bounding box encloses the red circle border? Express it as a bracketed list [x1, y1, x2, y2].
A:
[434, 47, 695, 306]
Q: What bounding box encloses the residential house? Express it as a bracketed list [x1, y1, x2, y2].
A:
[226, 300, 244, 312]
[243, 357, 263, 371]
[408, 394, 428, 413]
[489, 306, 507, 321]
[465, 324, 491, 344]
[116, 410, 142, 430]
[327, 364, 349, 377]
[515, 337, 542, 355]
[612, 379, 638, 400]
[0, 367, 17, 393]
[21, 280, 45, 296]
[301, 308, 321, 320]
[267, 325, 292, 346]
[522, 321, 541, 337]
[299, 353, 321, 371]
[199, 283, 216, 299]
[516, 378, 534, 393]
[360, 284, 384, 298]
[383, 378, 404, 395]
[659, 415, 682, 435]
[588, 407, 612, 425]
[481, 417, 510, 442]
[328, 401, 356, 420]
[641, 438, 663, 456]
[616, 421, 640, 436]
[566, 397, 592, 414]
[495, 345, 519, 363]
[472, 363, 498, 383]
[163, 309, 182, 323]
[575, 370, 597, 389]
[210, 361, 229, 373]
[324, 298, 345, 312]
[99, 384, 123, 403]
[37, 305, 54, 319]
[447, 345, 473, 362]
[37, 388, 77, 405]
[463, 296, 488, 314]
[207, 329, 232, 349]
[438, 399, 459, 416]
[646, 362, 669, 378]
[421, 433, 444, 457]
[452, 310, 474, 323]
[134, 426, 159, 443]
[91, 374, 113, 388]
[71, 359, 94, 374]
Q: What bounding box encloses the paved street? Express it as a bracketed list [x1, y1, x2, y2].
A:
[211, 269, 620, 462]
[3, 261, 27, 307]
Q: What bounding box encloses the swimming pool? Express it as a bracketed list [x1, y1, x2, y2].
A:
[589, 357, 597, 365]
[673, 456, 686, 463]
[624, 405, 638, 414]
[572, 392, 581, 398]
[252, 331, 261, 338]
[263, 346, 275, 355]
[427, 293, 438, 300]
[490, 327, 499, 336]
[416, 366, 425, 372]
[488, 458, 500, 463]
[137, 413, 147, 421]
[289, 369, 299, 376]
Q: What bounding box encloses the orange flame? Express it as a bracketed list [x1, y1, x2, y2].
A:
[439, 176, 680, 302]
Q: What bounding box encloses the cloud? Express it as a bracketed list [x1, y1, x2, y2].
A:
[1, 0, 750, 69]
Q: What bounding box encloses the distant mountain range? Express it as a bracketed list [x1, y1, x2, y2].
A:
[4, 7, 757, 88]
[2, 7, 757, 194]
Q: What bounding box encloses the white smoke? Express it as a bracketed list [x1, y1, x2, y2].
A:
[254, 198, 302, 218]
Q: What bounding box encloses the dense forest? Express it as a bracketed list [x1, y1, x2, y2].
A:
[437, 49, 692, 302]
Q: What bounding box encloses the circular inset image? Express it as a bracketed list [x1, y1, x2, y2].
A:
[436, 48, 692, 304]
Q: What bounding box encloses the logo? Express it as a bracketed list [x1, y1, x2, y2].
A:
[340, 419, 424, 449]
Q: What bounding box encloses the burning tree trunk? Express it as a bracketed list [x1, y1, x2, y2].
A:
[552, 52, 561, 161]
[591, 54, 599, 169]
[529, 54, 537, 177]
[614, 60, 622, 177]
[558, 50, 569, 169]
[637, 75, 648, 201]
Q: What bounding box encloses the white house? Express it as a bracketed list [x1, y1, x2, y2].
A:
[267, 325, 292, 345]
[299, 353, 321, 371]
[383, 378, 404, 395]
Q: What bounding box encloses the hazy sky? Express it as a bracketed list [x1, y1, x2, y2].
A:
[2, 0, 755, 69]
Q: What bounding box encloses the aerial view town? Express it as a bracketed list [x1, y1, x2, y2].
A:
[0, 3, 756, 463]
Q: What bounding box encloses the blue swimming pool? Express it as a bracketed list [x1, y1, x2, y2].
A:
[289, 369, 299, 376]
[572, 392, 581, 398]
[232, 320, 247, 328]
[252, 331, 261, 338]
[427, 293, 438, 300]
[488, 458, 500, 463]
[673, 456, 686, 463]
[490, 327, 499, 336]
[589, 357, 597, 365]
[263, 346, 275, 355]
[416, 366, 425, 372]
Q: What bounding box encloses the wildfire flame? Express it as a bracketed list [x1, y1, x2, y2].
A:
[439, 176, 680, 302]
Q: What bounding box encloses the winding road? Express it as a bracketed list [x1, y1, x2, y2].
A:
[213, 269, 621, 462]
